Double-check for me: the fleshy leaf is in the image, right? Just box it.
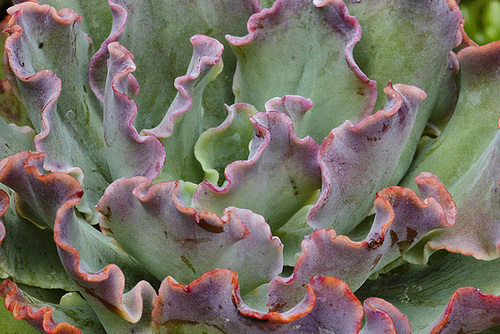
[21,0,113,51]
[0,184,76,291]
[360,298,411,334]
[193,111,322,232]
[430,287,500,333]
[402,41,500,190]
[308,83,426,233]
[343,0,462,182]
[356,252,500,333]
[0,150,159,332]
[0,79,31,126]
[103,42,165,180]
[89,0,260,131]
[0,151,82,229]
[4,2,110,221]
[55,196,158,333]
[0,116,34,162]
[1,280,104,334]
[227,0,377,143]
[402,41,500,260]
[195,103,257,185]
[0,293,39,334]
[141,35,224,183]
[264,95,313,137]
[153,269,366,333]
[268,173,455,312]
[96,177,283,294]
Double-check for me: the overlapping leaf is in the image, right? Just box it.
[89,0,260,132]
[228,0,377,143]
[308,83,426,233]
[193,111,322,232]
[4,2,109,221]
[97,177,283,294]
[342,0,462,182]
[268,173,455,312]
[402,41,500,261]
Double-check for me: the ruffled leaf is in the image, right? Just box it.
[55,197,158,333]
[343,0,462,181]
[402,41,500,260]
[227,0,377,143]
[195,103,256,185]
[360,298,411,334]
[268,173,455,312]
[142,35,224,183]
[103,42,165,180]
[97,177,283,294]
[308,83,426,233]
[153,269,366,333]
[4,2,110,221]
[0,151,82,230]
[1,280,104,334]
[430,287,500,333]
[23,0,113,50]
[0,150,159,332]
[0,293,39,334]
[193,111,322,232]
[356,252,500,333]
[90,0,260,131]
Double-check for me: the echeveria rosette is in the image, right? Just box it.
[0,0,500,333]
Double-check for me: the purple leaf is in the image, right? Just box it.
[153,269,366,333]
[308,83,426,233]
[4,2,110,222]
[0,280,81,334]
[268,173,455,312]
[96,177,283,293]
[360,298,411,334]
[0,151,82,229]
[430,287,500,333]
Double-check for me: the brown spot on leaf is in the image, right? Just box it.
[268,302,287,313]
[101,206,112,219]
[390,230,399,247]
[367,237,383,250]
[367,136,382,142]
[396,227,418,252]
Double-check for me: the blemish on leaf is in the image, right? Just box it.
[101,206,112,218]
[268,302,287,312]
[390,230,399,247]
[289,176,299,195]
[181,256,196,275]
[367,237,383,250]
[370,254,383,270]
[396,227,418,252]
[38,42,44,49]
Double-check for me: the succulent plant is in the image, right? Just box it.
[0,0,500,332]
